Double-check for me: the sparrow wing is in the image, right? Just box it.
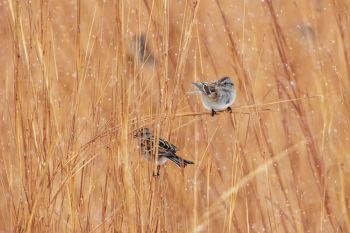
[204,83,219,100]
[158,138,178,153]
[192,82,218,97]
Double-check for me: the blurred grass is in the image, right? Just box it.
[1,0,350,232]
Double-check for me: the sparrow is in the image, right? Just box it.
[133,128,194,176]
[192,76,236,116]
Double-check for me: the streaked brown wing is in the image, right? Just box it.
[203,83,218,99]
[158,138,178,153]
[207,91,218,99]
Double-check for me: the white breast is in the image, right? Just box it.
[201,90,236,111]
[157,157,169,165]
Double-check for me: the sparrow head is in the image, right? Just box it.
[133,127,151,138]
[217,77,234,92]
[218,76,234,87]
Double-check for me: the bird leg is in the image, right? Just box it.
[211,109,217,117]
[152,165,160,177]
[226,107,232,113]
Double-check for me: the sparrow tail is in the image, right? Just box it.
[192,82,204,91]
[192,82,211,95]
[167,155,194,168]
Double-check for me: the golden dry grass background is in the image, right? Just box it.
[1,0,350,232]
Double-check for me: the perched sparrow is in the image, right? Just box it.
[192,76,236,116]
[133,128,194,176]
